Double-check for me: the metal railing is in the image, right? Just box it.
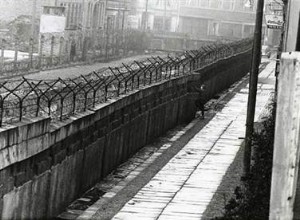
[0,38,253,127]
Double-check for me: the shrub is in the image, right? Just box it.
[214,100,276,220]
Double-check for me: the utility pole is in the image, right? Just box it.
[176,0,180,32]
[296,12,300,51]
[163,0,167,33]
[105,16,110,60]
[244,0,265,175]
[143,0,149,31]
[122,0,126,31]
[31,0,37,38]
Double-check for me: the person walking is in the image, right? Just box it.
[195,84,206,119]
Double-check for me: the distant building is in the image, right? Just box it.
[57,0,106,32]
[106,0,131,30]
[40,0,131,59]
[133,0,257,41]
[130,0,180,32]
[179,0,257,40]
[40,6,66,56]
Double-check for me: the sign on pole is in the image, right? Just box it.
[265,14,283,29]
[265,0,284,29]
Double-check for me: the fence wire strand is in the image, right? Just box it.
[0,38,253,126]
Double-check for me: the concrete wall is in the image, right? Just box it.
[0,50,251,219]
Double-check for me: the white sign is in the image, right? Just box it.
[40,15,66,33]
[268,2,283,11]
[265,14,283,29]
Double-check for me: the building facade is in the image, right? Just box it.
[130,0,180,32]
[39,0,132,60]
[132,0,257,41]
[179,0,258,40]
[57,0,106,58]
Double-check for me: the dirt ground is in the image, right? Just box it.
[24,52,167,81]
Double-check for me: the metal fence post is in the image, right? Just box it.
[50,36,55,66]
[0,39,4,71]
[105,17,110,61]
[0,95,3,127]
[59,37,64,64]
[39,35,44,69]
[29,38,34,69]
[14,37,19,71]
[65,40,70,63]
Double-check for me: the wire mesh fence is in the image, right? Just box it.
[0,38,253,126]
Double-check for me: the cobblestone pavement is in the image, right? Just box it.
[109,61,275,220]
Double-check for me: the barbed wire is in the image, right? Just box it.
[0,38,253,126]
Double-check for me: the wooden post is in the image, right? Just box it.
[269,52,300,220]
[244,0,264,175]
[0,39,4,70]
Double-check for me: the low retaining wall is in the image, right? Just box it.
[0,50,251,219]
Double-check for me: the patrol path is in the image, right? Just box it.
[111,61,275,220]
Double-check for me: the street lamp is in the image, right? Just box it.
[244,0,265,175]
[143,0,149,31]
[245,0,252,8]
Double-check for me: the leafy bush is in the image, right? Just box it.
[214,100,276,220]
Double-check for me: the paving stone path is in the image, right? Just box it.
[112,61,275,220]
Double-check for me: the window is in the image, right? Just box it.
[209,22,219,35]
[200,0,209,7]
[181,17,208,38]
[219,23,243,38]
[187,0,200,7]
[243,24,254,37]
[153,16,171,32]
[235,0,245,11]
[61,2,82,30]
[223,0,235,10]
[209,0,222,8]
